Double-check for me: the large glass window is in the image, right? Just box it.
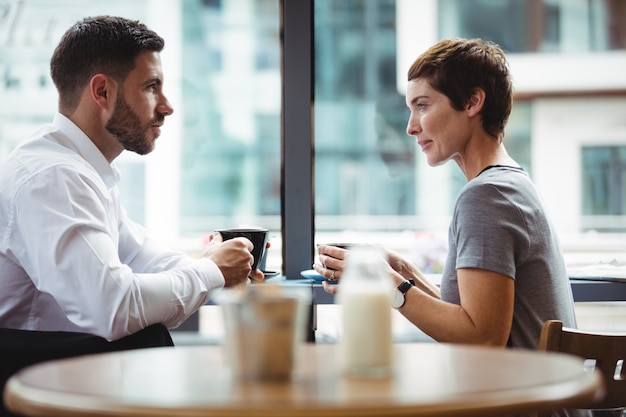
[1,0,625,279]
[178,0,281,236]
[314,0,417,223]
[312,0,533,272]
[312,0,626,273]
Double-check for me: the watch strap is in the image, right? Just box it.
[397,279,415,294]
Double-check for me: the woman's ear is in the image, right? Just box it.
[466,87,486,117]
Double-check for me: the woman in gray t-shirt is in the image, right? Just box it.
[442,165,577,348]
[315,36,584,417]
[315,38,577,350]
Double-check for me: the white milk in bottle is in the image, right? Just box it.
[337,246,393,377]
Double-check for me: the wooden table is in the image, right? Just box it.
[4,343,602,417]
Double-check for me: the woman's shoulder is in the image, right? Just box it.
[464,168,533,196]
[457,171,542,220]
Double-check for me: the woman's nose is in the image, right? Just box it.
[406,115,419,137]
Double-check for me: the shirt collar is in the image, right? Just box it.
[52,113,121,188]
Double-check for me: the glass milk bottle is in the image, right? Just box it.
[337,246,393,377]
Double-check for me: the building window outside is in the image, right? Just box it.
[438,0,626,53]
[582,145,626,232]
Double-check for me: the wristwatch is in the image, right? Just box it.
[392,279,415,309]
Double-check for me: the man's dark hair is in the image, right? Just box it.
[407,38,513,140]
[50,16,164,112]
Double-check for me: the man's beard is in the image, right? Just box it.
[105,94,162,155]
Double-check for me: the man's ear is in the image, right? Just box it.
[89,74,114,110]
[466,87,486,117]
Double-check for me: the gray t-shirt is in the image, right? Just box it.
[440,166,589,417]
[440,165,577,349]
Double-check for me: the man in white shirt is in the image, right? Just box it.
[0,16,263,342]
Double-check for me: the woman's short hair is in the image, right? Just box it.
[50,16,164,112]
[407,38,513,139]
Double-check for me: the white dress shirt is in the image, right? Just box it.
[0,113,225,340]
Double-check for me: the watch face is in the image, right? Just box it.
[392,288,404,309]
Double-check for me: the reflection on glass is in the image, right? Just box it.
[180,0,281,236]
[314,0,417,227]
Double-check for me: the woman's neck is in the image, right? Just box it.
[457,142,517,180]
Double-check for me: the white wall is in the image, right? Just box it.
[532,97,626,235]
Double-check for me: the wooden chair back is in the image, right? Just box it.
[538,320,626,416]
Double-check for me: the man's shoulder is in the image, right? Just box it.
[0,132,95,201]
[8,127,86,169]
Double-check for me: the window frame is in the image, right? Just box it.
[281,0,316,278]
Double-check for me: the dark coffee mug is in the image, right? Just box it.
[217,228,269,270]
